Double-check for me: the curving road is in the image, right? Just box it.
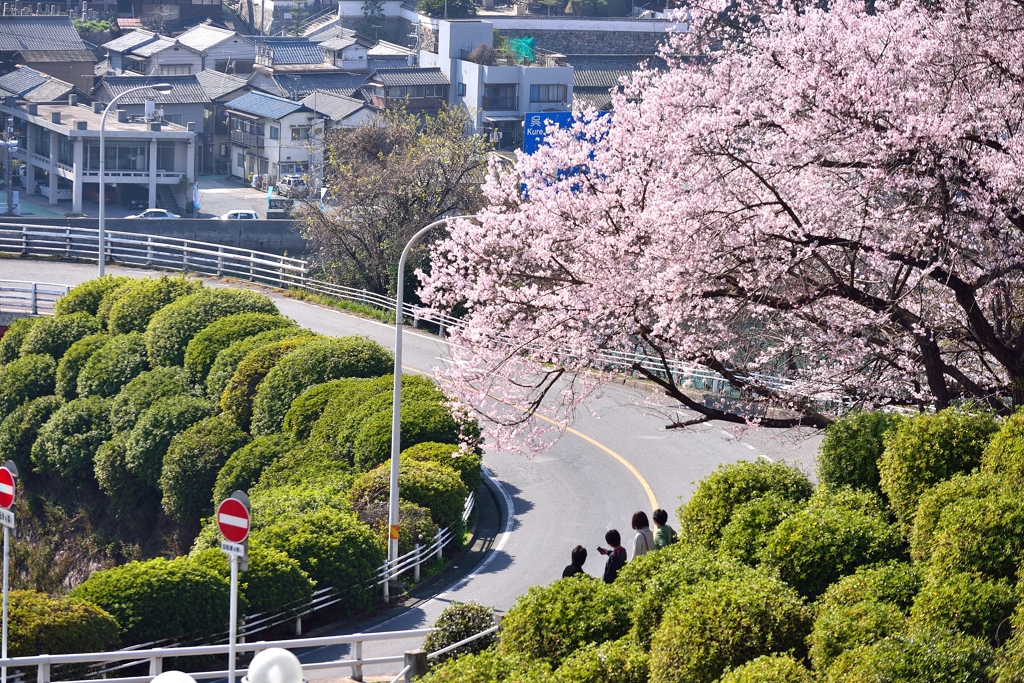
[0,260,821,675]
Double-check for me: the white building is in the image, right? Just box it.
[102,25,256,76]
[224,90,321,182]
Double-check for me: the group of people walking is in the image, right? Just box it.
[561,509,678,583]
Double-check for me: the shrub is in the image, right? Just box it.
[822,627,993,683]
[20,312,102,360]
[758,488,905,598]
[54,276,132,316]
[124,396,216,487]
[109,367,193,434]
[0,354,57,416]
[816,562,922,615]
[994,603,1024,683]
[983,407,1024,485]
[677,460,813,550]
[250,337,394,436]
[350,458,469,529]
[498,575,633,667]
[0,395,61,472]
[355,499,439,556]
[76,332,149,398]
[283,378,374,439]
[808,600,905,671]
[0,317,38,365]
[184,312,294,384]
[719,493,804,565]
[220,337,316,430]
[418,650,552,683]
[910,472,1007,564]
[160,414,250,522]
[213,433,296,504]
[191,542,314,616]
[146,287,278,367]
[403,442,483,492]
[553,637,649,683]
[718,655,814,683]
[9,590,120,656]
[818,411,904,497]
[648,574,812,683]
[205,328,314,399]
[909,571,1017,645]
[95,279,143,327]
[423,601,496,664]
[30,396,111,480]
[878,407,999,526]
[55,333,108,400]
[252,442,351,491]
[94,432,159,513]
[353,400,469,471]
[107,276,202,335]
[69,557,235,646]
[924,487,1024,581]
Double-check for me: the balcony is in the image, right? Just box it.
[230,130,264,148]
[482,96,519,111]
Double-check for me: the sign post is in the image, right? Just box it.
[0,462,18,683]
[217,491,250,683]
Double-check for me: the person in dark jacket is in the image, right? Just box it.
[562,545,588,578]
[597,529,627,583]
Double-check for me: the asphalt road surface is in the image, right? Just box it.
[0,260,821,675]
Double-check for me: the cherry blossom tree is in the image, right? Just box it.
[420,0,1024,445]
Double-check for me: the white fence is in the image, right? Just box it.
[0,280,69,315]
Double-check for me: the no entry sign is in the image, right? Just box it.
[0,467,14,510]
[217,497,250,544]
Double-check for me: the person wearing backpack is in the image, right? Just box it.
[652,508,678,549]
[597,529,627,583]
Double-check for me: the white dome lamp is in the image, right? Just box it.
[244,648,305,683]
[151,672,198,683]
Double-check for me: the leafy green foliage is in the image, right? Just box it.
[0,317,38,365]
[160,414,250,522]
[213,433,296,505]
[53,276,132,317]
[353,400,469,471]
[718,655,814,683]
[350,458,468,529]
[220,337,315,431]
[982,408,1024,485]
[252,441,351,492]
[416,0,476,17]
[76,332,148,398]
[94,432,159,513]
[808,600,905,671]
[498,576,632,667]
[878,408,999,525]
[95,279,142,327]
[403,441,483,492]
[205,328,314,399]
[0,395,61,472]
[423,601,496,664]
[9,590,120,656]
[418,650,552,683]
[822,627,993,683]
[55,333,108,400]
[553,637,649,683]
[191,542,313,616]
[69,557,235,646]
[183,312,293,384]
[146,287,278,367]
[250,336,393,436]
[283,378,372,439]
[109,367,193,434]
[648,575,811,683]
[107,276,202,335]
[20,312,102,360]
[909,572,1017,645]
[910,472,1007,564]
[124,396,216,487]
[30,396,111,480]
[818,411,904,496]
[0,354,57,416]
[719,493,804,565]
[816,562,922,615]
[355,499,439,557]
[993,602,1024,683]
[677,460,813,550]
[923,486,1024,581]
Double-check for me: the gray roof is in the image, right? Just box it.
[320,35,358,51]
[225,90,307,119]
[368,67,448,87]
[195,70,250,100]
[272,72,367,98]
[176,24,244,52]
[102,29,158,53]
[130,37,181,58]
[0,66,47,96]
[563,54,661,88]
[97,75,210,104]
[366,56,412,72]
[306,23,357,40]
[300,90,373,121]
[0,15,90,53]
[23,78,75,103]
[572,90,613,111]
[254,37,325,65]
[367,40,414,56]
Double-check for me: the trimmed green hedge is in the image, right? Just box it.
[677,460,814,550]
[924,486,1024,581]
[0,354,57,418]
[184,312,294,384]
[95,432,159,513]
[553,637,650,683]
[994,603,1024,683]
[808,600,905,671]
[20,312,101,361]
[76,332,149,398]
[910,572,1017,645]
[0,395,61,473]
[403,442,483,492]
[30,396,111,480]
[251,441,351,492]
[982,408,1024,485]
[878,408,999,526]
[816,562,922,615]
[191,542,314,616]
[70,556,235,646]
[213,433,296,505]
[719,493,803,565]
[350,458,469,529]
[161,414,250,522]
[55,333,108,400]
[423,601,496,664]
[818,411,904,497]
[107,276,202,335]
[0,317,38,365]
[53,276,132,317]
[96,279,143,327]
[910,472,1006,564]
[220,337,316,431]
[250,336,394,437]
[718,655,814,683]
[109,367,193,434]
[123,396,216,487]
[355,499,439,557]
[822,627,993,683]
[205,328,314,399]
[9,590,120,656]
[418,650,552,683]
[648,575,812,683]
[283,378,373,439]
[353,401,468,472]
[498,576,632,667]
[146,287,278,368]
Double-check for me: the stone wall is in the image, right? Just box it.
[344,16,417,45]
[499,26,666,54]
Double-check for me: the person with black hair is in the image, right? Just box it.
[631,511,655,559]
[652,508,678,549]
[562,545,588,578]
[597,529,627,583]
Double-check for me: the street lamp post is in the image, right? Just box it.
[98,82,173,277]
[386,214,477,601]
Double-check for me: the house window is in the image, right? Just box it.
[237,152,244,167]
[160,65,191,75]
[483,84,518,110]
[270,126,279,140]
[457,82,466,96]
[157,142,176,171]
[387,84,444,99]
[530,84,567,103]
[291,126,310,141]
[163,113,184,125]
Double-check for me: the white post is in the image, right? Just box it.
[2,525,8,683]
[229,553,238,683]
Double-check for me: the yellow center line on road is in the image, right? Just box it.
[403,365,659,511]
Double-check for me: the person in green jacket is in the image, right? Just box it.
[652,508,678,549]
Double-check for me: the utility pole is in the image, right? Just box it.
[0,117,18,216]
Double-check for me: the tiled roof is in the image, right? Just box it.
[0,66,47,96]
[23,78,75,103]
[21,49,96,63]
[563,54,661,88]
[272,72,367,98]
[366,56,411,72]
[195,70,249,100]
[367,40,414,56]
[130,37,181,58]
[225,90,307,119]
[368,67,448,87]
[320,36,358,51]
[307,23,357,40]
[102,29,158,53]
[254,37,325,65]
[0,15,90,53]
[97,75,210,104]
[300,90,373,121]
[572,90,614,111]
[177,24,245,52]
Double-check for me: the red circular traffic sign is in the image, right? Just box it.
[217,497,250,543]
[0,467,15,510]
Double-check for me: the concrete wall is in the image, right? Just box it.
[500,27,669,53]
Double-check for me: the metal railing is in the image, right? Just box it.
[0,280,69,315]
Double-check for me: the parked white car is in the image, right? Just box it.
[276,174,307,198]
[127,208,179,219]
[217,210,259,220]
[39,181,73,201]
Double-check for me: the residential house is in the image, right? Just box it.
[262,72,366,99]
[101,31,204,76]
[300,90,378,128]
[364,67,449,115]
[319,34,374,71]
[176,23,256,74]
[223,90,319,182]
[0,15,95,91]
[195,69,253,173]
[366,41,416,72]
[0,66,87,104]
[563,54,662,111]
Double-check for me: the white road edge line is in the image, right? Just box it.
[758,454,774,462]
[743,443,756,450]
